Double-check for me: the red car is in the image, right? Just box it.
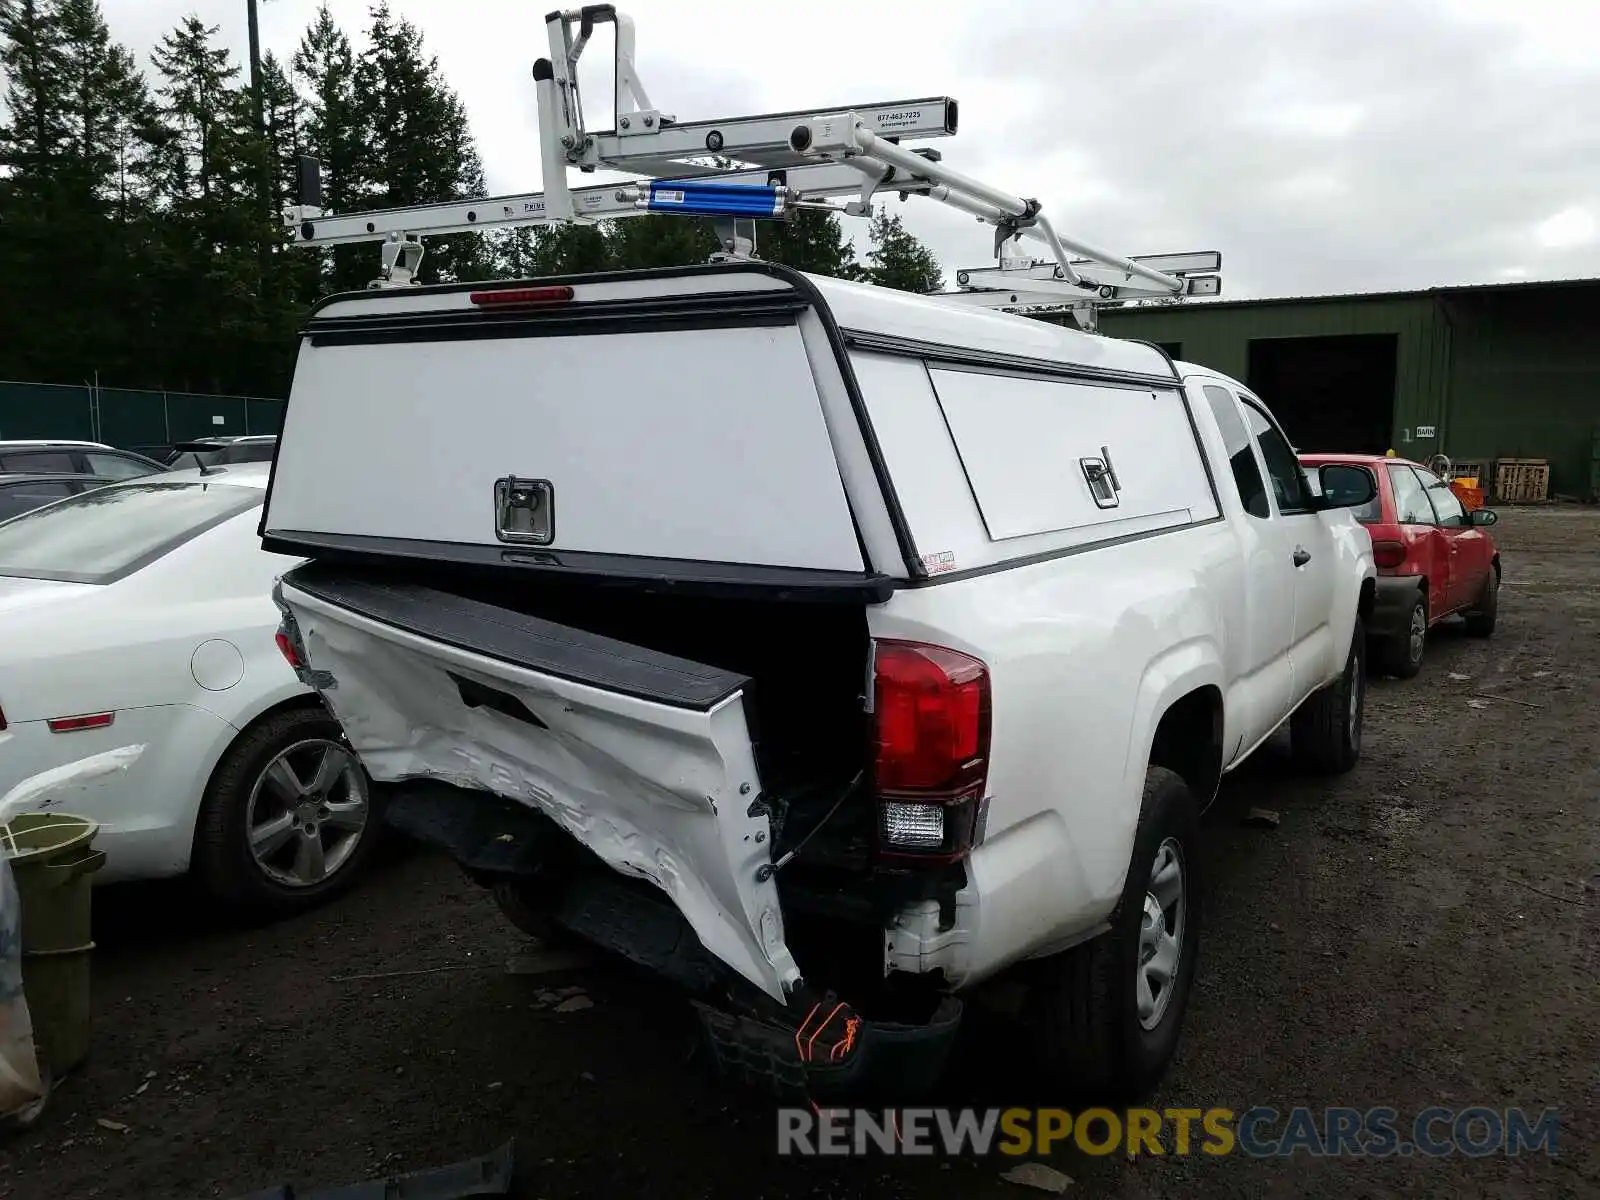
[1299,453,1501,677]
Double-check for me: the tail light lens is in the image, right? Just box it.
[275,630,302,669]
[1371,539,1407,570]
[872,640,991,864]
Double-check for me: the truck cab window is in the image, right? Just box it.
[1201,385,1269,519]
[1241,400,1312,514]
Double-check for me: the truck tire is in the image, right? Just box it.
[1291,618,1366,775]
[1028,766,1201,1102]
[1463,568,1498,637]
[492,880,571,945]
[1374,592,1426,679]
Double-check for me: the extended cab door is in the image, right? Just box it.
[1387,463,1451,618]
[1237,395,1340,693]
[1197,383,1298,752]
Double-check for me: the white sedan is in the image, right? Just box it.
[0,464,381,915]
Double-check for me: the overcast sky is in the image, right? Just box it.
[101,0,1600,298]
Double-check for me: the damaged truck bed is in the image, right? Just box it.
[274,564,962,1097]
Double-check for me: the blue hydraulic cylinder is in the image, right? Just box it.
[637,180,788,218]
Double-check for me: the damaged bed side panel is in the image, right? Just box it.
[273,568,801,1001]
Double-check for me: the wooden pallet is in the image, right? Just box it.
[1493,458,1551,504]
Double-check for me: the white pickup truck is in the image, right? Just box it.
[263,263,1377,1100]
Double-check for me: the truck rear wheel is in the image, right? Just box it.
[1028,766,1201,1102]
[1291,618,1366,774]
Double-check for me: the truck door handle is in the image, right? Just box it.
[1293,547,1311,567]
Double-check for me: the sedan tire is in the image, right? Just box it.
[193,705,384,917]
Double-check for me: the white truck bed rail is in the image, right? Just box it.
[282,5,1220,328]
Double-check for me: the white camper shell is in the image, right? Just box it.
[266,262,1377,1100]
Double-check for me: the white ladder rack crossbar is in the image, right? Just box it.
[282,4,1220,326]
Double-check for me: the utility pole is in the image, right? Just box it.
[247,0,273,285]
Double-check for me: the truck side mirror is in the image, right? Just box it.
[1316,464,1376,510]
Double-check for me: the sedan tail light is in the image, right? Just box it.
[275,630,302,669]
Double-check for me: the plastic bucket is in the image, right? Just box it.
[3,815,105,1074]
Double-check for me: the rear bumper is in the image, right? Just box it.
[385,778,962,1099]
[0,704,237,882]
[1369,575,1423,641]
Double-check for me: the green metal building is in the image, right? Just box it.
[1095,277,1600,501]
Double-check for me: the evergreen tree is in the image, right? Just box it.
[862,206,942,293]
[258,51,301,216]
[355,2,489,283]
[494,223,610,277]
[51,0,159,380]
[146,15,270,391]
[0,0,65,382]
[293,4,371,296]
[756,209,862,279]
[0,0,158,384]
[604,214,717,270]
[0,0,66,179]
[54,0,152,203]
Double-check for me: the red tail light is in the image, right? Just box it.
[0,703,7,733]
[469,285,574,307]
[1371,539,1407,570]
[275,631,302,669]
[872,641,991,864]
[48,712,114,733]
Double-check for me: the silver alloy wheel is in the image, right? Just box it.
[245,738,369,888]
[1408,601,1427,664]
[1136,837,1186,1031]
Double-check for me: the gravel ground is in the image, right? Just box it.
[2,507,1595,1200]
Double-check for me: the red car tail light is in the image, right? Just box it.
[1371,539,1407,570]
[872,640,991,864]
[47,712,114,733]
[0,702,7,732]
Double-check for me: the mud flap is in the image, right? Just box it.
[274,568,801,1001]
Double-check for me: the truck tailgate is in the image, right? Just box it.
[274,566,800,1001]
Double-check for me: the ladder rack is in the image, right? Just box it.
[283,5,1221,328]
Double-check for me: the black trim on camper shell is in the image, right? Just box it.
[302,290,809,346]
[261,529,899,605]
[266,261,926,583]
